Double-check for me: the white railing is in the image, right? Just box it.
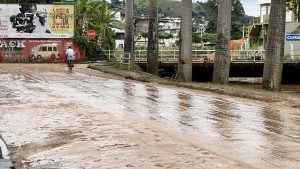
[230,50,265,62]
[101,50,268,63]
[133,50,216,62]
[100,50,300,63]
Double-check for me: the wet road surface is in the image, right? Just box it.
[0,64,299,169]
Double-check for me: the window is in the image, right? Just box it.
[116,33,124,40]
[42,46,47,51]
[48,46,52,51]
[53,46,57,51]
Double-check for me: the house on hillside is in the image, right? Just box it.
[158,17,181,47]
[248,0,300,58]
[112,28,125,49]
[135,16,181,48]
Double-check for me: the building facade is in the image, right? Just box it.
[249,0,300,58]
[134,16,181,48]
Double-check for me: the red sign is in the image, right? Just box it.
[88,30,97,39]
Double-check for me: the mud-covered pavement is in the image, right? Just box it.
[0,64,299,169]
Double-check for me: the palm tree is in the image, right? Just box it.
[74,0,117,61]
[177,0,193,82]
[95,0,116,49]
[75,0,88,35]
[262,0,286,91]
[212,0,231,84]
[82,0,116,49]
[124,0,134,68]
[146,0,159,75]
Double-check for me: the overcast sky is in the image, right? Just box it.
[193,0,260,16]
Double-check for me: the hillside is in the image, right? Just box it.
[135,0,199,17]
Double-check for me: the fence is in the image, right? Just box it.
[100,50,267,63]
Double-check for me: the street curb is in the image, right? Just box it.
[88,64,300,108]
[88,65,272,101]
[88,64,128,77]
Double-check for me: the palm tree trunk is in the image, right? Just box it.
[212,0,231,84]
[146,0,159,75]
[262,0,286,91]
[177,0,192,82]
[82,13,88,36]
[124,0,134,68]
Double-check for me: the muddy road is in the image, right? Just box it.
[0,64,299,169]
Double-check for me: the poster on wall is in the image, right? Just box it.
[0,4,74,38]
[0,39,83,62]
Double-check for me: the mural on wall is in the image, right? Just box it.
[0,40,26,62]
[0,39,84,62]
[30,42,59,62]
[0,4,74,38]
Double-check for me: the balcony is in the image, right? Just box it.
[262,15,269,23]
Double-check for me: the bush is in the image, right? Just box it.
[135,45,147,50]
[74,36,109,61]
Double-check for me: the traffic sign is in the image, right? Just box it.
[87,30,97,39]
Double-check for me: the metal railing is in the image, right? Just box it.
[98,49,300,63]
[101,50,266,63]
[230,50,265,62]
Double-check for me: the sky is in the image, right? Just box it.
[193,0,260,16]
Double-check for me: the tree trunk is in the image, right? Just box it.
[177,0,192,82]
[124,0,134,68]
[82,12,88,36]
[146,0,159,75]
[262,0,286,91]
[212,0,232,84]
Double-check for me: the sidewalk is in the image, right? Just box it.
[0,159,13,169]
[88,63,300,109]
[0,137,13,169]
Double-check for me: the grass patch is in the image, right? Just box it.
[107,61,130,70]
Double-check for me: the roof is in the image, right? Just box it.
[111,28,125,33]
[258,0,270,5]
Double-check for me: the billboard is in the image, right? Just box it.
[0,4,74,38]
[0,39,85,62]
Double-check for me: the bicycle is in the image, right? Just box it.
[67,60,74,73]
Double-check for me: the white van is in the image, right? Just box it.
[30,43,59,61]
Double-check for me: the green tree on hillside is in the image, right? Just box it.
[74,0,116,60]
[134,0,183,17]
[205,0,245,40]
